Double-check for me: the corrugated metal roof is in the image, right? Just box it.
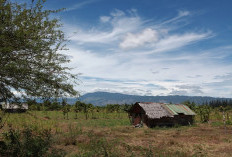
[164,104,196,116]
[136,102,196,119]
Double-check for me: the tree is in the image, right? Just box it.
[183,101,196,111]
[0,0,78,103]
[62,99,70,119]
[75,101,93,120]
[73,100,82,119]
[84,103,93,120]
[196,105,211,123]
[62,104,70,119]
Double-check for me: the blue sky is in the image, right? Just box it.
[26,0,232,97]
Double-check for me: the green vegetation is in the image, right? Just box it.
[0,0,78,117]
[0,0,79,130]
[0,126,66,157]
[0,101,232,156]
[1,94,232,157]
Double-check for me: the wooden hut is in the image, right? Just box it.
[1,103,28,113]
[128,102,196,127]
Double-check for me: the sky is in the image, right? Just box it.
[24,0,232,97]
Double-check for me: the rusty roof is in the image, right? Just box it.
[138,102,173,119]
[136,102,196,119]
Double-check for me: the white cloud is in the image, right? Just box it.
[68,11,142,44]
[120,28,158,49]
[152,32,211,53]
[100,16,111,23]
[110,9,125,17]
[66,0,98,11]
[160,10,190,25]
[178,10,190,17]
[62,9,232,98]
[119,30,210,51]
[66,44,232,98]
[66,9,210,53]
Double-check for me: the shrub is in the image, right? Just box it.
[0,127,65,157]
[226,120,232,125]
[74,133,120,157]
[61,125,82,146]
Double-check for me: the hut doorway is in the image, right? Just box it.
[133,113,142,125]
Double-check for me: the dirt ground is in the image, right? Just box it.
[57,123,232,157]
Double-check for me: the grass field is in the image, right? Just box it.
[1,110,232,157]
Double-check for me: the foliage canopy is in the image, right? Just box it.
[0,0,78,102]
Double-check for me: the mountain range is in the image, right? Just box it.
[77,92,232,106]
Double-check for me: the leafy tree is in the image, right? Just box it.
[62,99,70,119]
[85,103,94,119]
[0,0,78,103]
[75,101,93,120]
[183,101,196,111]
[62,104,70,119]
[43,99,51,110]
[106,104,121,113]
[196,105,211,123]
[73,100,84,119]
[26,99,37,107]
[48,101,61,110]
[106,104,114,113]
[121,103,132,112]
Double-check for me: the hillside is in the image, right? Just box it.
[79,92,231,106]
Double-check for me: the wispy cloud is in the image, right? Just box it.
[63,9,232,98]
[150,32,211,53]
[160,10,190,25]
[66,0,99,11]
[69,10,142,44]
[67,9,211,54]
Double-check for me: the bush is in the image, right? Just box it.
[0,127,65,157]
[61,125,82,146]
[196,105,211,123]
[226,120,232,125]
[75,132,120,157]
[211,121,223,127]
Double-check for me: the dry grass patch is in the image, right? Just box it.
[2,111,232,156]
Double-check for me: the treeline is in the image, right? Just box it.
[204,99,232,108]
[27,99,132,112]
[183,99,232,109]
[27,98,232,112]
[183,99,232,123]
[26,98,232,123]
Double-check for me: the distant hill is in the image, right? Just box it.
[78,92,232,106]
